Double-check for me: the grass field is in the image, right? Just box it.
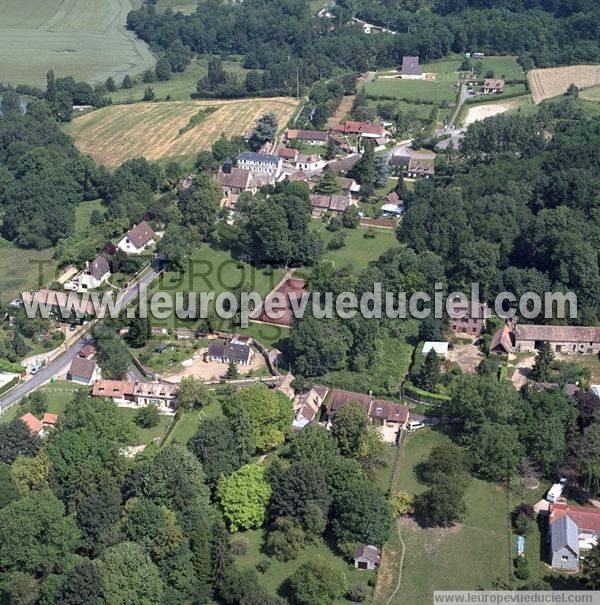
[0,239,58,299]
[157,0,198,13]
[65,97,301,167]
[107,58,250,103]
[528,65,600,103]
[0,0,155,87]
[377,427,512,604]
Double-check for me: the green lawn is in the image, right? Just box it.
[234,528,376,604]
[74,199,104,230]
[108,58,250,103]
[380,427,513,604]
[0,240,58,299]
[165,399,224,445]
[317,225,398,274]
[157,0,198,13]
[118,407,173,446]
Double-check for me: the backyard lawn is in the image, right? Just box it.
[164,399,224,445]
[377,427,513,604]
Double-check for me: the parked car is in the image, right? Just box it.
[546,478,567,502]
[406,420,425,432]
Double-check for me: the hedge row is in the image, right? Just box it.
[403,382,451,402]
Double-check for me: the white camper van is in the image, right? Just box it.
[546,478,567,503]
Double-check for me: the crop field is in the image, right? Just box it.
[65,97,301,167]
[0,0,155,87]
[528,65,600,103]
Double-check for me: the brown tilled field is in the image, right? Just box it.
[64,97,301,166]
[528,65,600,104]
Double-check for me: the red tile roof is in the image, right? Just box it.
[549,503,600,533]
[92,380,135,399]
[327,389,409,425]
[20,413,43,435]
[42,413,58,426]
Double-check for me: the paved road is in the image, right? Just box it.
[0,268,160,413]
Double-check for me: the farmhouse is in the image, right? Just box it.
[514,325,600,355]
[66,255,110,291]
[447,298,487,337]
[483,78,505,93]
[236,151,282,178]
[354,545,381,570]
[331,121,386,139]
[67,356,100,385]
[548,502,600,570]
[327,155,361,173]
[400,56,423,79]
[117,221,156,255]
[390,155,435,178]
[286,129,328,145]
[204,338,254,365]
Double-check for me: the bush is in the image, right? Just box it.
[266,517,305,561]
[256,558,271,574]
[514,556,529,580]
[512,511,534,536]
[390,491,414,516]
[134,404,160,429]
[346,583,369,602]
[230,536,249,556]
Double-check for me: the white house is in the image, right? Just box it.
[69,255,110,291]
[236,152,282,178]
[296,154,326,173]
[117,221,156,255]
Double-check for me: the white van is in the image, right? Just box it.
[546,478,567,502]
[406,420,425,432]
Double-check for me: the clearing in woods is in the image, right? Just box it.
[528,65,600,103]
[64,97,301,167]
[0,0,155,86]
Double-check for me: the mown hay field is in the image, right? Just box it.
[528,65,600,103]
[0,0,155,86]
[64,98,301,167]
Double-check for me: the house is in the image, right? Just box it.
[483,78,505,94]
[258,140,273,154]
[78,344,96,359]
[354,545,381,570]
[331,121,386,139]
[548,503,600,570]
[381,191,404,217]
[338,176,361,197]
[285,169,309,183]
[422,342,449,357]
[447,298,486,338]
[326,388,409,432]
[92,379,135,403]
[204,337,254,365]
[277,147,300,164]
[274,372,295,400]
[514,325,600,355]
[117,221,156,255]
[92,379,178,411]
[400,56,423,79]
[286,129,328,145]
[390,155,435,178]
[236,151,282,177]
[20,413,44,437]
[296,154,326,173]
[42,413,58,429]
[292,385,329,428]
[326,155,360,173]
[309,193,351,217]
[490,324,514,354]
[216,166,268,207]
[66,255,110,291]
[67,356,100,385]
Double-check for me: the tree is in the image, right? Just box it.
[579,423,600,496]
[216,464,271,532]
[341,206,360,228]
[331,401,369,457]
[96,333,131,380]
[530,341,554,382]
[76,486,122,556]
[581,542,600,589]
[332,480,392,546]
[10,453,51,495]
[177,173,221,237]
[128,316,149,347]
[224,360,239,380]
[418,444,470,488]
[12,331,28,357]
[324,137,338,160]
[97,541,164,605]
[415,349,442,391]
[135,404,160,429]
[565,83,579,97]
[373,154,389,188]
[248,112,277,150]
[143,70,155,83]
[468,423,523,481]
[20,391,48,417]
[0,419,41,464]
[188,418,241,486]
[57,560,103,605]
[414,478,467,527]
[284,424,340,463]
[289,557,346,605]
[143,86,155,101]
[222,384,292,452]
[0,489,80,574]
[46,69,57,103]
[315,171,341,195]
[155,57,172,81]
[266,517,306,561]
[178,376,216,410]
[105,76,116,92]
[0,463,19,508]
[390,491,414,516]
[0,571,39,605]
[122,75,133,89]
[350,141,375,188]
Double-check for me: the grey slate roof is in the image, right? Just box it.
[550,515,579,556]
[89,256,110,281]
[401,56,422,76]
[237,152,280,164]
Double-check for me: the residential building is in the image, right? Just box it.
[483,78,505,94]
[78,344,96,359]
[42,413,58,429]
[215,165,268,207]
[400,56,423,79]
[204,337,254,365]
[286,129,328,145]
[447,298,486,337]
[67,356,100,385]
[331,121,386,139]
[292,385,329,429]
[490,324,514,354]
[514,325,600,355]
[309,193,351,217]
[354,545,381,570]
[66,255,110,291]
[92,379,178,412]
[548,502,600,570]
[20,413,44,437]
[338,176,361,197]
[390,155,435,178]
[117,221,156,255]
[274,372,295,400]
[20,289,96,318]
[277,147,300,164]
[236,151,282,177]
[296,154,326,173]
[327,155,361,173]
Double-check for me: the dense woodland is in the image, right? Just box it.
[127,0,600,99]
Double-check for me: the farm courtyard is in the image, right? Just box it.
[65,97,301,167]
